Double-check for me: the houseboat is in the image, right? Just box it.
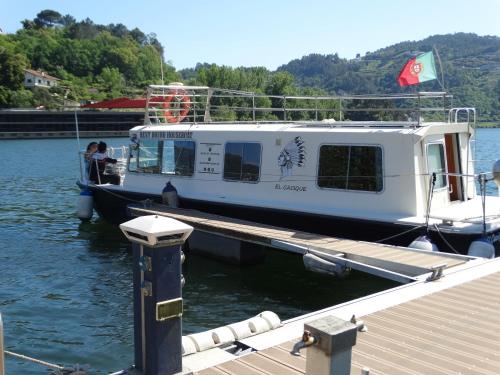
[77,84,500,256]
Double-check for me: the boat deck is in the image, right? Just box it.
[128,203,471,283]
[191,258,500,375]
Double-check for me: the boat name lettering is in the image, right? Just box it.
[140,131,193,139]
[274,183,307,192]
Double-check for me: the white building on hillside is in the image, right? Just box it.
[24,69,60,88]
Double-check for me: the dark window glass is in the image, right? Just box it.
[318,145,383,192]
[162,140,195,176]
[318,145,349,189]
[224,142,261,182]
[224,143,243,180]
[348,146,383,191]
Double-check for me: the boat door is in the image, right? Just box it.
[444,133,463,201]
[425,136,450,209]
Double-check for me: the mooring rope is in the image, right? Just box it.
[5,350,63,370]
[5,350,87,374]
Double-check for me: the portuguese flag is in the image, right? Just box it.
[397,51,437,86]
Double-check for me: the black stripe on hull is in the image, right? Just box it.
[81,184,499,256]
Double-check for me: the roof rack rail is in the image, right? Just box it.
[145,85,455,125]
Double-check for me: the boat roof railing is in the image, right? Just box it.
[145,84,472,127]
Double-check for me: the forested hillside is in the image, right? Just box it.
[0,10,179,109]
[277,33,499,121]
[0,10,498,122]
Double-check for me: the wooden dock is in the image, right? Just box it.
[188,257,500,375]
[128,204,472,283]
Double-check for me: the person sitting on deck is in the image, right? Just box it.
[83,141,98,180]
[89,141,120,185]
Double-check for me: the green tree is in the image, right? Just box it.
[0,47,26,89]
[32,86,59,109]
[10,89,34,108]
[34,9,62,28]
[97,67,125,97]
[60,14,76,27]
[0,87,12,108]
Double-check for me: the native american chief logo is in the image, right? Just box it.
[278,136,306,179]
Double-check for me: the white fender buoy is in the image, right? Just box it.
[182,311,281,354]
[259,311,281,329]
[468,238,495,259]
[76,189,93,221]
[248,317,270,334]
[492,159,500,186]
[187,331,216,352]
[162,182,178,208]
[409,235,439,252]
[303,253,349,277]
[211,326,235,345]
[182,336,197,356]
[227,320,252,340]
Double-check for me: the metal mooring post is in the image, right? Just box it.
[120,215,193,375]
[304,315,357,375]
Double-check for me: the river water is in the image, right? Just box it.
[1,129,498,374]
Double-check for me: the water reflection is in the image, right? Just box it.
[1,131,498,374]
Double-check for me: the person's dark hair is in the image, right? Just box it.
[86,141,98,152]
[97,141,107,153]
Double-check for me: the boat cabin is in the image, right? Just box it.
[79,85,500,255]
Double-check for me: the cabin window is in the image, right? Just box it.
[135,139,161,173]
[318,145,383,192]
[223,142,261,182]
[427,143,447,189]
[162,140,195,176]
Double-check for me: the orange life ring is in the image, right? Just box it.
[163,90,191,123]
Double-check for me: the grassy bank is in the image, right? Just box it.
[477,122,500,128]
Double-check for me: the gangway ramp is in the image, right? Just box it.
[128,203,474,283]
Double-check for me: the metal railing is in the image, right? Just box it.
[145,85,454,126]
[449,107,476,124]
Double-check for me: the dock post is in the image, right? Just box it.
[304,315,357,375]
[120,215,193,375]
[0,313,4,375]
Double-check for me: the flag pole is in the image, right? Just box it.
[432,46,448,121]
[433,46,446,92]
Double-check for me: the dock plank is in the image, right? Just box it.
[195,269,500,375]
[128,204,467,279]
